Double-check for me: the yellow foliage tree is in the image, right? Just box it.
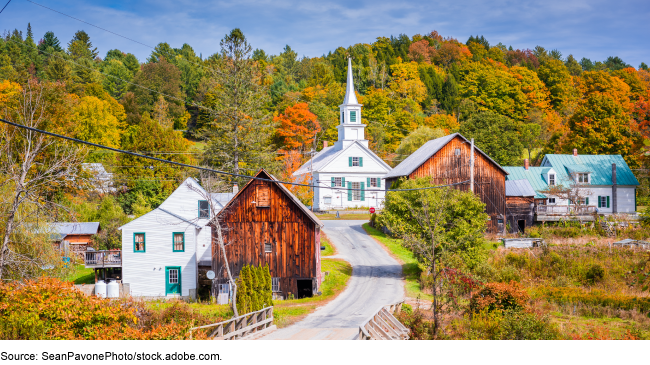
[70,96,125,148]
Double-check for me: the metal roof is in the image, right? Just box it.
[542,154,639,186]
[211,193,236,207]
[49,222,100,240]
[503,166,549,199]
[294,146,340,175]
[384,133,508,179]
[505,179,537,197]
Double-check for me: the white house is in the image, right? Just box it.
[119,178,234,298]
[294,58,392,211]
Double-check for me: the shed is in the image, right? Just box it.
[50,222,100,256]
[209,169,324,299]
[384,133,508,233]
[505,179,536,234]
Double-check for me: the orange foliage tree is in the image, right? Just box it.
[277,150,312,206]
[274,103,321,151]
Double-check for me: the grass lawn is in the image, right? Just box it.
[321,232,336,256]
[68,264,95,284]
[317,213,371,220]
[362,223,432,301]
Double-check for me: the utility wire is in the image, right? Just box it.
[0,0,11,14]
[0,118,469,192]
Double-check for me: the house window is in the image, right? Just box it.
[548,198,556,204]
[369,178,379,188]
[351,182,361,200]
[548,174,555,186]
[198,200,209,218]
[598,196,610,208]
[256,185,270,207]
[173,232,184,252]
[264,242,272,253]
[351,157,360,167]
[134,233,145,252]
[272,277,280,292]
[350,111,357,123]
[577,173,589,184]
[324,196,332,204]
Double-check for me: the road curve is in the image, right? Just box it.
[259,220,404,340]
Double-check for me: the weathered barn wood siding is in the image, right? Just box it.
[387,135,506,232]
[212,171,319,298]
[505,196,535,233]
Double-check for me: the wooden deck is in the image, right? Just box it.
[535,205,597,221]
[84,250,121,268]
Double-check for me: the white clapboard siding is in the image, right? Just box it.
[120,177,222,297]
[544,186,637,213]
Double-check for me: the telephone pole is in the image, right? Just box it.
[470,138,475,193]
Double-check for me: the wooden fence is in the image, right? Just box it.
[359,301,409,340]
[188,306,274,340]
[84,250,121,268]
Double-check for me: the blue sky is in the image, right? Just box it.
[2,0,649,67]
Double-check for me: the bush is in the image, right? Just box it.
[396,309,433,340]
[494,310,562,340]
[505,252,529,268]
[470,281,529,313]
[585,264,605,284]
[236,264,273,315]
[0,278,201,340]
[531,286,650,314]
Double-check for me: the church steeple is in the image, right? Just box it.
[336,58,367,149]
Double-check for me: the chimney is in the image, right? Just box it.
[573,148,578,157]
[233,184,239,194]
[524,158,529,170]
[612,163,617,213]
[323,140,328,149]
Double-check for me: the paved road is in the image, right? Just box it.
[260,220,404,340]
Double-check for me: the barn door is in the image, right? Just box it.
[166,266,181,295]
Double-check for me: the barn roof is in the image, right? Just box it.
[542,154,639,186]
[48,222,100,241]
[384,133,508,180]
[505,179,537,197]
[502,166,549,199]
[215,169,323,228]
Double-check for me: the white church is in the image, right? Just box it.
[294,58,392,211]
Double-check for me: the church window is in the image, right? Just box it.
[332,177,343,187]
[324,196,332,205]
[341,112,344,124]
[369,178,380,188]
[351,157,360,167]
[350,111,357,123]
[351,182,361,200]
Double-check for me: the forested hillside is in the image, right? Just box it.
[2,25,649,230]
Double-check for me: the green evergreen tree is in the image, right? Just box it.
[39,31,62,52]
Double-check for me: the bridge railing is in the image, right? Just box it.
[188,306,273,340]
[359,301,409,340]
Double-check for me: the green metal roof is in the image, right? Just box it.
[542,154,639,186]
[502,166,549,199]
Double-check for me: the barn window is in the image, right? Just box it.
[256,185,270,207]
[198,200,210,218]
[134,233,145,252]
[264,242,272,253]
[272,277,280,292]
[454,148,461,156]
[173,232,184,252]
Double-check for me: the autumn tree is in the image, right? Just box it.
[537,59,573,110]
[130,57,185,126]
[458,110,524,166]
[274,103,321,151]
[395,126,446,160]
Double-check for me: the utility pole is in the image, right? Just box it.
[470,138,475,193]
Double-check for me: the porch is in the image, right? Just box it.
[535,205,597,222]
[84,250,122,268]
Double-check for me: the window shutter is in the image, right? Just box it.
[597,196,601,208]
[349,157,352,167]
[360,182,365,201]
[607,196,610,208]
[347,182,352,201]
[331,177,335,187]
[342,177,345,186]
[378,179,381,188]
[586,197,589,205]
[367,177,370,187]
[359,157,363,167]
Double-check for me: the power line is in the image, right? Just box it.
[0,0,11,14]
[0,118,468,192]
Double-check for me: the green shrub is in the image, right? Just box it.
[505,252,529,268]
[584,264,605,284]
[498,266,522,283]
[235,264,273,314]
[528,227,541,238]
[495,310,562,340]
[401,303,413,314]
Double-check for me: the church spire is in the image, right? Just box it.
[342,58,358,105]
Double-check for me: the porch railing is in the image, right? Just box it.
[536,205,597,215]
[188,306,274,340]
[84,250,121,268]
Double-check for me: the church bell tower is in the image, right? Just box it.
[336,58,368,149]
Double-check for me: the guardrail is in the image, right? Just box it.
[359,301,409,340]
[188,306,274,340]
[84,250,121,268]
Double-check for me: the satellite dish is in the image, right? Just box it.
[206,270,215,280]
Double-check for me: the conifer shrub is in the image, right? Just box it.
[235,264,273,314]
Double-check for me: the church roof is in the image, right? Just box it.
[342,58,359,105]
[293,141,391,176]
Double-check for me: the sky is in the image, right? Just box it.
[1,0,649,67]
